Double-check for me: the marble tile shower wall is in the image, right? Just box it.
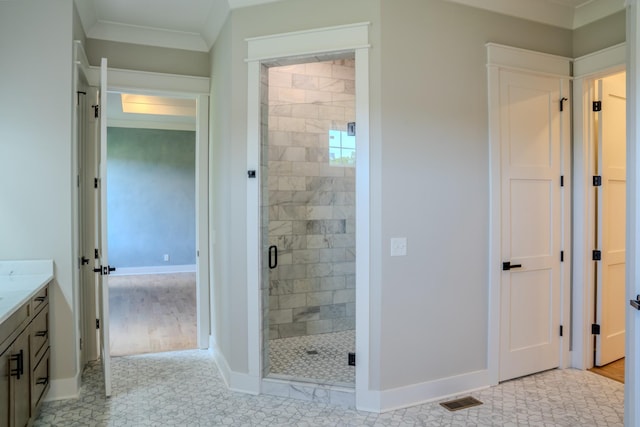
[267,60,356,340]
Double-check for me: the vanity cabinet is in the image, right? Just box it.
[0,282,50,427]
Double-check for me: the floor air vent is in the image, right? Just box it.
[439,396,483,412]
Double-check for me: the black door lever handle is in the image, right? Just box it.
[269,245,278,269]
[631,295,640,310]
[502,261,522,271]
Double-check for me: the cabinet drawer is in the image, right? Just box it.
[31,285,48,315]
[31,347,49,412]
[30,304,49,366]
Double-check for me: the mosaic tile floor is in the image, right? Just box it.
[34,349,624,426]
[268,330,355,385]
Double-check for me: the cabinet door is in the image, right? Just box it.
[0,347,9,427]
[11,332,30,427]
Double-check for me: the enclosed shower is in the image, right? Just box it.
[260,56,356,386]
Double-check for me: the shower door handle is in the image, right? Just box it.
[269,245,278,269]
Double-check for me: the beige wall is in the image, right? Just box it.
[0,0,78,388]
[209,0,578,394]
[378,0,572,390]
[573,10,626,58]
[86,39,210,77]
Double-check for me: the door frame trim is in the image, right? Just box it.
[245,22,373,409]
[83,61,212,350]
[487,43,572,385]
[571,43,626,371]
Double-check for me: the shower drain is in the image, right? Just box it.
[306,350,318,355]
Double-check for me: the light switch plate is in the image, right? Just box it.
[390,237,407,256]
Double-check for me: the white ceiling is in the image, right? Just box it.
[74,0,625,52]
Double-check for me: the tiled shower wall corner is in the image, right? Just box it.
[265,59,356,343]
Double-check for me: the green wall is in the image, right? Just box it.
[107,127,196,269]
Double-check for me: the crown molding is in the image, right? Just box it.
[447,0,624,29]
[76,0,626,52]
[87,20,209,52]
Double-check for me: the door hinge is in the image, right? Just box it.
[593,101,602,112]
[96,319,100,330]
[593,176,602,187]
[77,174,81,188]
[560,325,563,337]
[348,352,356,366]
[592,323,600,335]
[560,251,564,262]
[592,250,602,261]
[79,337,83,350]
[95,248,99,259]
[560,97,568,112]
[560,176,564,187]
[92,104,99,118]
[76,90,86,106]
[94,177,99,188]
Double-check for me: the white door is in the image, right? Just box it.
[499,69,564,381]
[595,71,627,366]
[96,57,112,397]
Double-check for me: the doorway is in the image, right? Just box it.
[104,94,199,355]
[260,56,357,386]
[591,71,627,380]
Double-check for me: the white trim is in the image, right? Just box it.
[245,22,372,409]
[110,264,197,276]
[353,46,372,411]
[44,371,81,401]
[377,370,489,413]
[195,94,211,350]
[246,59,262,385]
[210,342,261,394]
[447,0,624,30]
[87,66,210,95]
[560,77,572,370]
[487,44,572,384]
[574,43,626,78]
[245,22,370,62]
[625,1,640,425]
[87,20,209,52]
[486,43,572,78]
[571,46,626,371]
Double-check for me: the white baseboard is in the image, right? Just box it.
[374,369,490,413]
[45,372,81,401]
[111,264,196,276]
[210,338,260,395]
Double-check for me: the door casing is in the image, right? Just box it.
[487,43,572,385]
[571,43,626,371]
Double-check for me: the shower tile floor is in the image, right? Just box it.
[268,330,355,385]
[34,349,624,426]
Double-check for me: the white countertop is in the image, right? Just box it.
[0,260,53,324]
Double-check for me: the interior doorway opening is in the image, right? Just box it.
[589,70,627,383]
[104,91,199,357]
[260,53,357,387]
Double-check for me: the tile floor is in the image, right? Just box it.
[268,330,355,385]
[34,349,624,426]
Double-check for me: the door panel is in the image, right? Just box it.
[596,71,627,366]
[499,69,563,381]
[97,58,112,396]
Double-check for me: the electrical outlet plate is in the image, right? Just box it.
[390,237,407,256]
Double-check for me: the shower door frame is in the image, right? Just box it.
[245,23,373,409]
